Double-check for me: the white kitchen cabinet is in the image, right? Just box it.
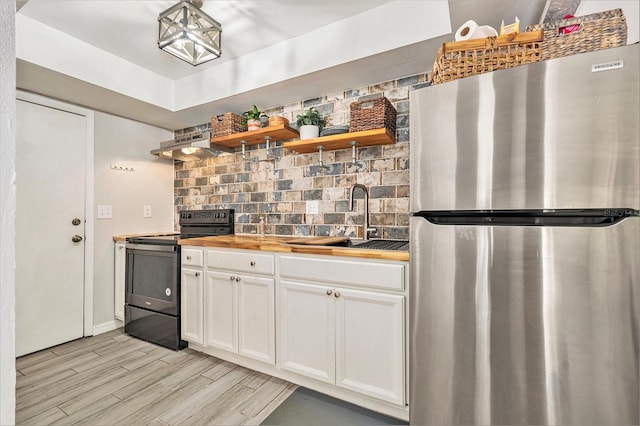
[280,255,406,407]
[335,288,404,405]
[181,267,204,345]
[114,242,126,321]
[280,281,335,384]
[181,246,407,417]
[205,270,275,365]
[205,270,236,352]
[181,247,205,345]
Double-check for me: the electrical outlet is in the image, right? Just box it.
[143,205,152,218]
[306,200,320,214]
[97,205,112,219]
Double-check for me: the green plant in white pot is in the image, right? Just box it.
[296,107,325,140]
[242,105,267,131]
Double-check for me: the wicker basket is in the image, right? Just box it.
[525,9,627,61]
[431,30,543,85]
[211,112,244,138]
[349,97,397,135]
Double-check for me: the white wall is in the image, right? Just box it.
[0,1,16,424]
[93,112,174,327]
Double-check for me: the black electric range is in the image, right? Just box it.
[124,209,234,349]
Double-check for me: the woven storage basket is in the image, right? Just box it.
[525,8,627,61]
[431,30,543,85]
[211,112,244,137]
[349,97,397,134]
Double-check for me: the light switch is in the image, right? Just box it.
[143,205,152,218]
[97,205,112,219]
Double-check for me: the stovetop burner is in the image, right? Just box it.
[128,234,182,245]
[127,209,235,245]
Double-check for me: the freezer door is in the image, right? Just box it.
[409,216,639,425]
[410,44,639,212]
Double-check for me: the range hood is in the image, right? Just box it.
[151,132,234,161]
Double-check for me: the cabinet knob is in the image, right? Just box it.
[326,289,333,296]
[195,272,200,277]
[229,276,235,281]
[334,292,341,298]
[186,255,192,260]
[250,261,256,266]
[235,277,241,282]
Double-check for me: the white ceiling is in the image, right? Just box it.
[16,0,550,130]
[19,0,392,80]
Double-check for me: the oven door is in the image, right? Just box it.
[125,243,179,316]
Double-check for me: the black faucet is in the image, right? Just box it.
[349,184,378,241]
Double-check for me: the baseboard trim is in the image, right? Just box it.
[92,319,123,336]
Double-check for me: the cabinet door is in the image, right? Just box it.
[335,288,405,406]
[114,242,126,321]
[181,267,204,345]
[205,271,238,353]
[280,280,335,384]
[237,274,275,365]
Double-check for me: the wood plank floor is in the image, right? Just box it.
[15,328,297,425]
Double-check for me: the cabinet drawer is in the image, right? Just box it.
[207,249,275,276]
[182,248,204,267]
[280,255,405,291]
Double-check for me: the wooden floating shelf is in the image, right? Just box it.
[283,128,395,154]
[210,124,299,148]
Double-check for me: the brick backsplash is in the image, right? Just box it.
[174,73,432,239]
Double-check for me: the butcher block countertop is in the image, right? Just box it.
[112,232,178,242]
[179,235,410,261]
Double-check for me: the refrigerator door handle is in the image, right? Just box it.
[413,208,640,227]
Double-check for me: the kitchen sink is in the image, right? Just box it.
[284,237,409,251]
[348,239,409,251]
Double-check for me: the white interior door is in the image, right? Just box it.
[16,99,86,357]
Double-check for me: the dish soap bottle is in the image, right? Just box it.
[257,217,265,237]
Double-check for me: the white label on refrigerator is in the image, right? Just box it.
[592,60,623,73]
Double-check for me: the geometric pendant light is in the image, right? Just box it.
[158,0,222,66]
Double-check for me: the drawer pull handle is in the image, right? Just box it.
[326,289,333,296]
[334,292,341,298]
[186,255,192,260]
[195,272,200,277]
[250,261,256,266]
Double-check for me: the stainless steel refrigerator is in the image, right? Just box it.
[409,44,639,425]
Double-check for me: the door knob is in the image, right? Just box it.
[71,218,82,226]
[71,235,83,243]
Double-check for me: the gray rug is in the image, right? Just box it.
[261,387,408,425]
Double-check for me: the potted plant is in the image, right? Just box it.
[242,105,267,131]
[296,107,325,139]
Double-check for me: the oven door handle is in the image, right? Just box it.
[125,243,177,252]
